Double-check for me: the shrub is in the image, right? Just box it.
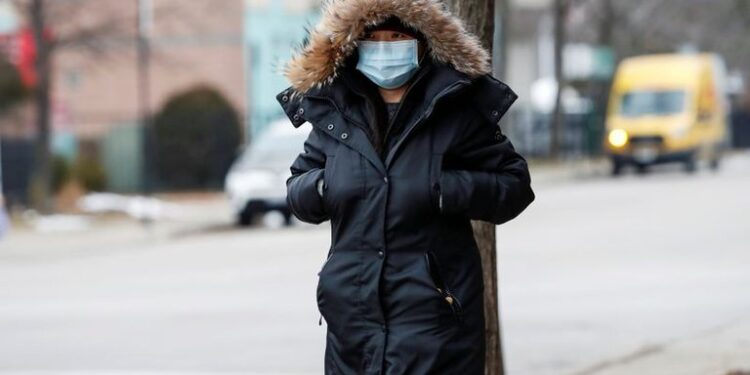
[153,85,242,190]
[71,155,107,192]
[51,155,71,193]
[0,59,26,112]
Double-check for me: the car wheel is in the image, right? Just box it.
[238,211,253,227]
[283,212,294,227]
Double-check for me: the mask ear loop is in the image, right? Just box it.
[417,40,428,65]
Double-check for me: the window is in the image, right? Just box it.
[619,90,686,117]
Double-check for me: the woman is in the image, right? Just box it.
[276,0,534,373]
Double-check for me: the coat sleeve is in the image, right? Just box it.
[438,115,535,225]
[287,127,329,224]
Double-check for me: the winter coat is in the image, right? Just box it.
[276,1,535,374]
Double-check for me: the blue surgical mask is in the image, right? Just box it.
[356,39,419,89]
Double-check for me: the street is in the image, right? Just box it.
[1,153,749,375]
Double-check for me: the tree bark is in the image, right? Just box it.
[441,1,504,374]
[29,0,53,213]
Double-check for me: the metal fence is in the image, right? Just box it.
[501,108,605,159]
[1,139,33,207]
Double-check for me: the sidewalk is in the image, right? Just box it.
[528,157,611,185]
[0,192,235,258]
[572,316,750,375]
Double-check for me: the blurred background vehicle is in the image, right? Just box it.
[225,118,309,226]
[605,54,730,175]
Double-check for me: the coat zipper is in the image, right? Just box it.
[385,79,471,166]
[306,78,471,171]
[381,64,433,149]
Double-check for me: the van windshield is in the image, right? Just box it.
[619,90,686,117]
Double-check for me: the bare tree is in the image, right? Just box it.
[27,0,51,212]
[14,0,135,211]
[441,1,505,373]
[14,0,190,211]
[571,0,750,81]
[550,0,571,159]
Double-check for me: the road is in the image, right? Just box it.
[1,153,749,375]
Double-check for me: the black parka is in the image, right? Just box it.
[277,1,534,374]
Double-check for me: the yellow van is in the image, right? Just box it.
[604,53,729,174]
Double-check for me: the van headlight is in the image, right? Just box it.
[672,124,691,138]
[608,129,629,148]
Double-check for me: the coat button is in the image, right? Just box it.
[377,250,384,258]
[297,107,305,115]
[383,176,388,184]
[381,324,387,332]
[327,123,335,130]
[292,114,300,122]
[495,130,503,141]
[491,109,499,117]
[281,95,289,102]
[341,132,348,140]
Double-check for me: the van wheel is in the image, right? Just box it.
[709,155,721,171]
[684,154,697,174]
[611,159,624,176]
[635,164,649,175]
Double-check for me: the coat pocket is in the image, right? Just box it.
[423,251,464,319]
[318,246,336,276]
[316,246,336,325]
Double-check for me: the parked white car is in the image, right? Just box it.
[225,118,311,226]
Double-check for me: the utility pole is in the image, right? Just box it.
[29,0,52,213]
[551,0,570,159]
[136,0,153,199]
[0,131,4,205]
[441,0,505,373]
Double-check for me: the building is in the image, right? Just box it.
[0,0,246,194]
[244,0,320,138]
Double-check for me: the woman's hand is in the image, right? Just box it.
[316,178,325,197]
[438,117,534,224]
[287,128,331,224]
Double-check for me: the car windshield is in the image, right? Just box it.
[236,132,308,171]
[619,90,686,117]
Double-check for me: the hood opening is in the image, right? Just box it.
[282,0,492,95]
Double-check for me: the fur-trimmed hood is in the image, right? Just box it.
[283,0,492,94]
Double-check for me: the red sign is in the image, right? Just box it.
[0,27,45,88]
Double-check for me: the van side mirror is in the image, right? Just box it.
[698,110,712,123]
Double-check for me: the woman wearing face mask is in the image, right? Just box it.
[277,1,534,373]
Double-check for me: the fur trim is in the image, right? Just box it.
[283,0,492,94]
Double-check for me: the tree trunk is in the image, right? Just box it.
[29,0,53,213]
[441,1,504,374]
[137,0,154,198]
